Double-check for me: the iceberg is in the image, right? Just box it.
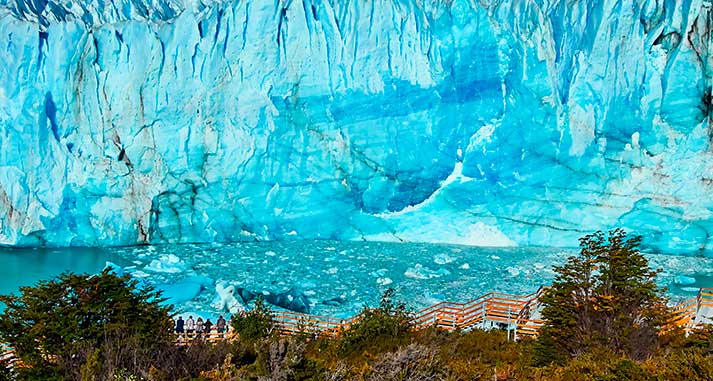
[0,0,711,255]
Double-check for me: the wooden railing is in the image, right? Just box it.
[667,288,713,332]
[269,287,547,339]
[1,287,711,368]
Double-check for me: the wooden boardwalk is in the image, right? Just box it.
[1,287,711,368]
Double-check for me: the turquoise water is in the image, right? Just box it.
[0,241,712,319]
[0,247,131,296]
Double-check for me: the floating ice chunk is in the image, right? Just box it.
[211,282,245,314]
[265,251,277,256]
[377,277,393,286]
[533,263,545,270]
[262,288,311,313]
[490,255,501,260]
[674,275,696,285]
[300,281,317,289]
[286,230,298,236]
[130,270,150,278]
[322,296,347,306]
[460,263,470,270]
[434,253,455,265]
[104,261,124,276]
[506,267,521,277]
[404,264,451,279]
[145,254,185,273]
[325,267,339,274]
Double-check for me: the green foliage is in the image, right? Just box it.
[80,348,102,381]
[531,328,566,366]
[0,270,174,378]
[231,296,276,342]
[366,343,447,381]
[339,288,412,354]
[537,229,670,361]
[549,348,653,381]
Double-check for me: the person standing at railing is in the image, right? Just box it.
[204,319,213,338]
[186,316,195,338]
[175,316,184,335]
[216,315,226,337]
[195,317,204,338]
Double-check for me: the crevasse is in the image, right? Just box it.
[0,0,711,255]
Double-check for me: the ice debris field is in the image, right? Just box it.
[94,241,713,319]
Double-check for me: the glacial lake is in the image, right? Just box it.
[0,241,711,319]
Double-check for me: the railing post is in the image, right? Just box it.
[507,304,512,342]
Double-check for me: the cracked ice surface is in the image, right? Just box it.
[0,0,711,254]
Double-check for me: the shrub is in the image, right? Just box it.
[537,229,670,361]
[548,348,653,381]
[643,348,713,380]
[0,270,174,379]
[231,296,276,342]
[339,289,411,354]
[367,343,447,381]
[439,329,530,380]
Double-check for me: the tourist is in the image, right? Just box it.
[195,317,204,336]
[186,315,195,336]
[216,315,226,335]
[175,316,184,334]
[204,319,213,337]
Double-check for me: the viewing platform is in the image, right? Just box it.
[2,287,711,369]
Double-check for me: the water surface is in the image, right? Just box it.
[1,241,711,318]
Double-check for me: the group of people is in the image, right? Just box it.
[174,315,229,337]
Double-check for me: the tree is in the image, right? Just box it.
[231,296,276,342]
[0,270,174,379]
[340,288,412,354]
[536,229,670,362]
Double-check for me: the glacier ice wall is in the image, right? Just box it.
[0,0,711,254]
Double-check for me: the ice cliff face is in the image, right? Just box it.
[0,0,711,254]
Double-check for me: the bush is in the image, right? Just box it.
[547,348,653,381]
[339,289,411,355]
[643,348,713,380]
[439,329,530,380]
[367,343,447,381]
[231,296,276,343]
[0,270,174,379]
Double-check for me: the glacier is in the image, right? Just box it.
[0,0,711,254]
